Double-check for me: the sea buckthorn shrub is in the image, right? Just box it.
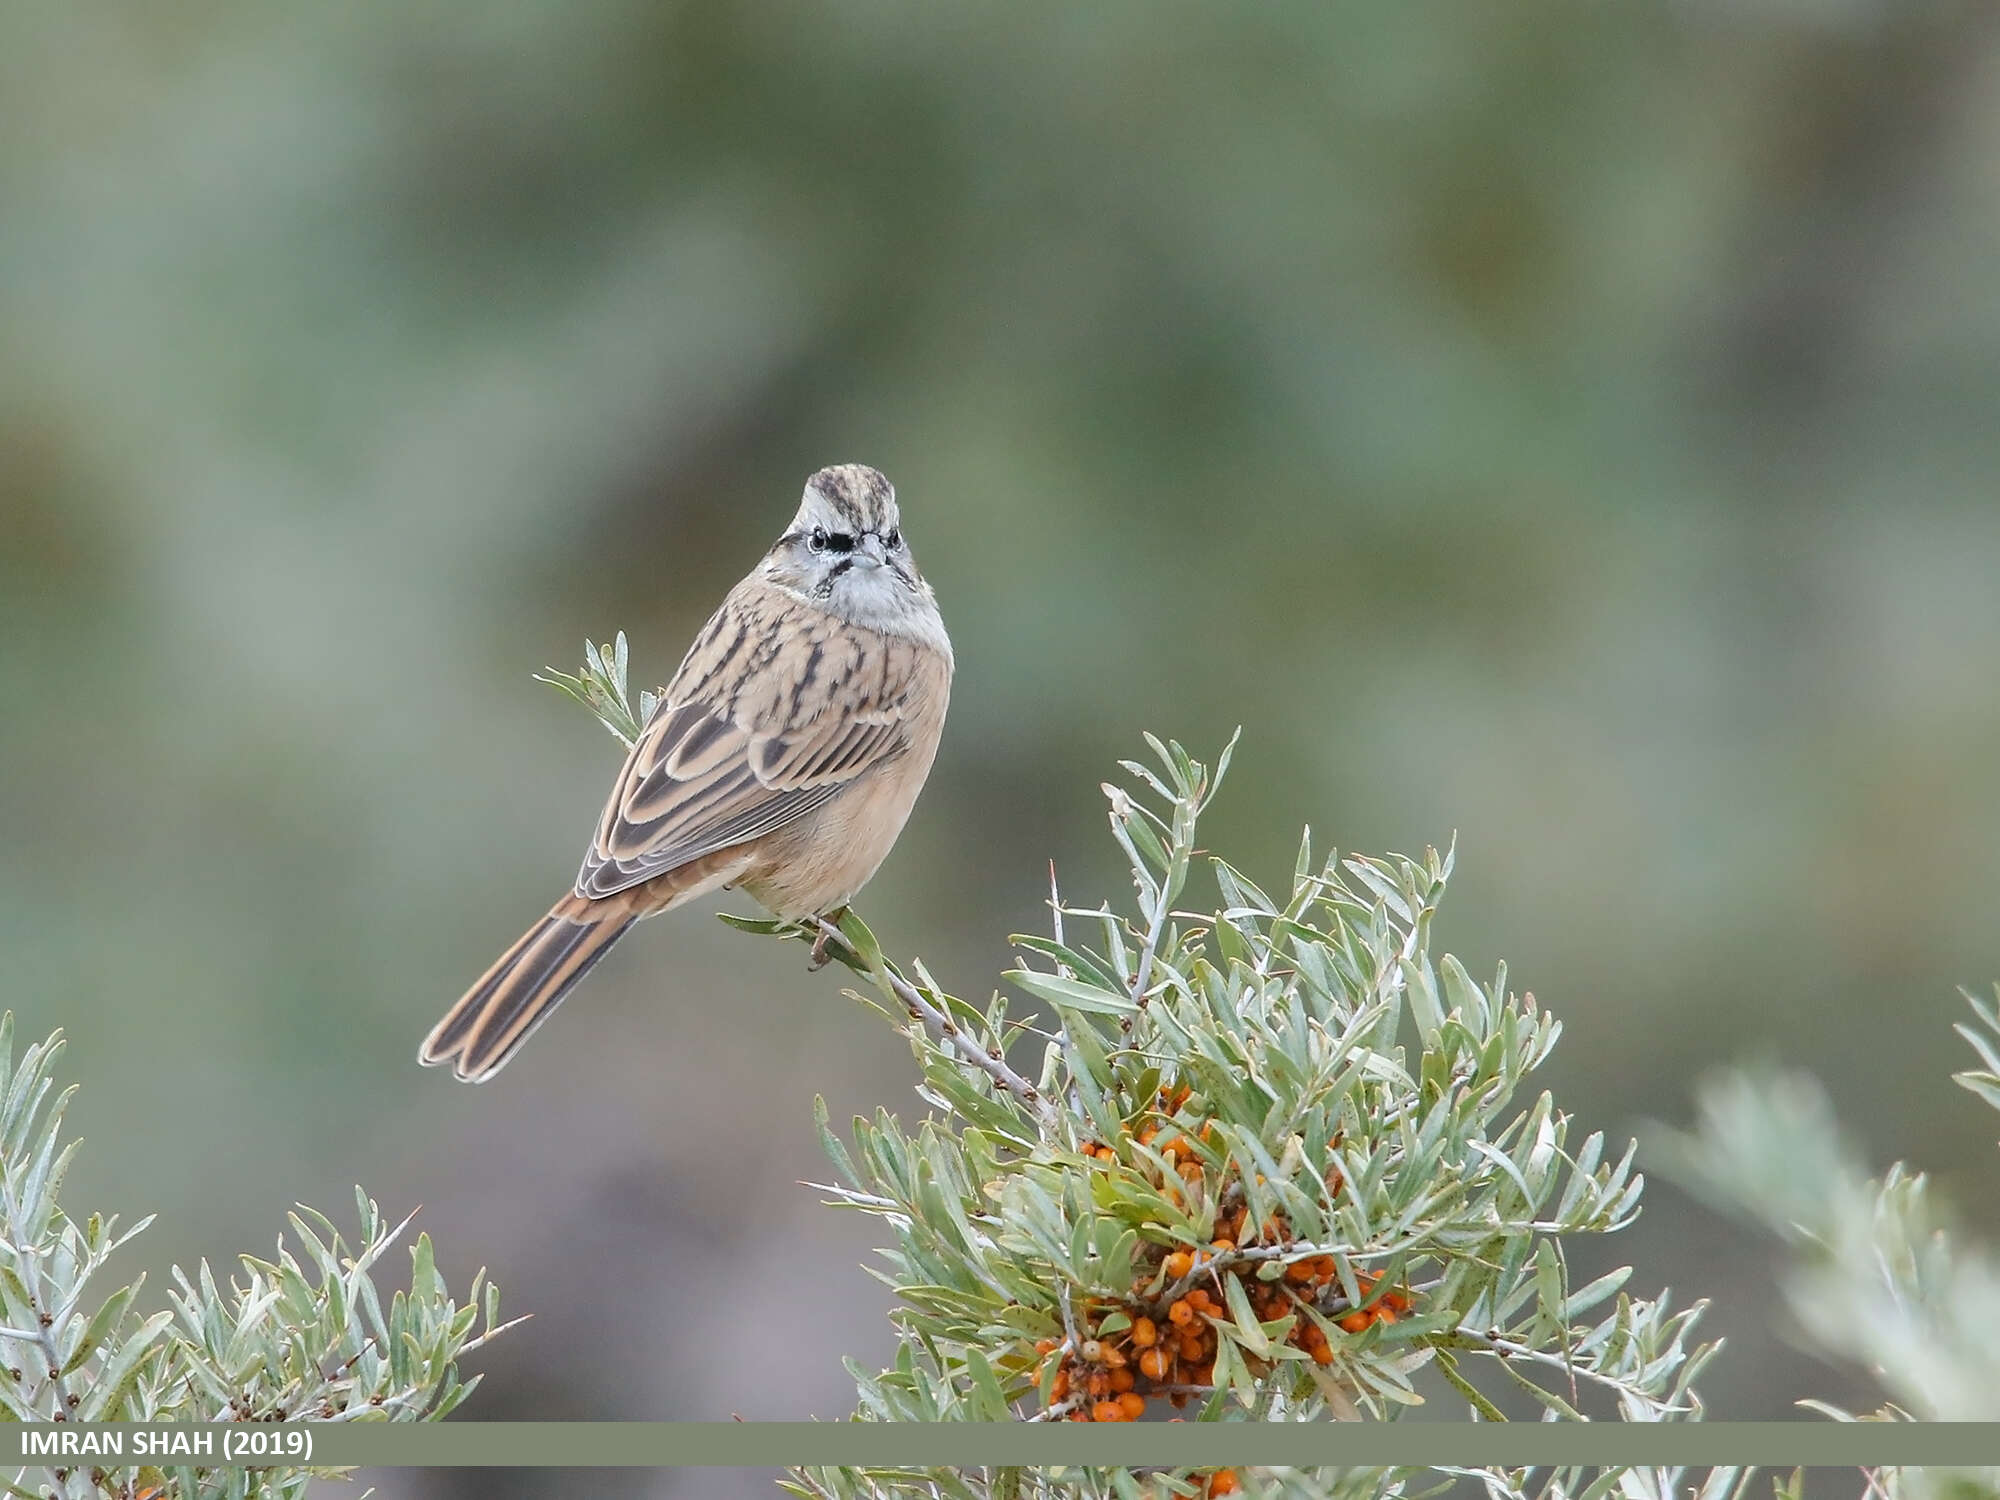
[0,1016,513,1500]
[550,639,2000,1500]
[766,735,1719,1500]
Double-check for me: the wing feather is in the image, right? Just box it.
[574,582,936,901]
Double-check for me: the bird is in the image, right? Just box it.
[420,464,953,1083]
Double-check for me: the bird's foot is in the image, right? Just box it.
[808,907,851,971]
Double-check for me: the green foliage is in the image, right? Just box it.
[555,639,1727,1497]
[0,1017,513,1500]
[551,635,2000,1500]
[535,632,658,750]
[1662,989,2000,1500]
[765,734,1717,1499]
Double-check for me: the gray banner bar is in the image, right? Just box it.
[11,1424,2000,1469]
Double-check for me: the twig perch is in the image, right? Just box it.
[811,917,1058,1130]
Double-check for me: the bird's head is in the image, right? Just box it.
[763,465,941,640]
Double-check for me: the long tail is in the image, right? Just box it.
[420,893,640,1083]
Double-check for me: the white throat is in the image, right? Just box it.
[772,562,951,660]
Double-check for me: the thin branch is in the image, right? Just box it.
[1154,1223,1635,1312]
[452,1313,532,1359]
[1025,1396,1086,1423]
[1444,1326,1700,1413]
[1129,889,1171,1007]
[812,918,1057,1130]
[0,1175,73,1418]
[1056,1285,1082,1350]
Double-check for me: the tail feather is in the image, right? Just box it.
[420,895,638,1083]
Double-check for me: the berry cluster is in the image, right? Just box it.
[1031,1085,1416,1421]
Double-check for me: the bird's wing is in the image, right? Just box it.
[574,582,939,900]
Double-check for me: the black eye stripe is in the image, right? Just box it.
[805,526,856,554]
[795,523,900,559]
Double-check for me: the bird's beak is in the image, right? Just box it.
[859,532,889,566]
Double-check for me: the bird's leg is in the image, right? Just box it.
[808,907,851,971]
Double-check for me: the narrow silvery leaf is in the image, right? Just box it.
[1004,970,1137,1017]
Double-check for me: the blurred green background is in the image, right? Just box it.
[5,1,1999,1494]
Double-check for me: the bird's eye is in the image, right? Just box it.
[808,527,828,553]
[885,528,902,551]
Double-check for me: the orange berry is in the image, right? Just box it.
[1097,1146,1117,1163]
[1050,1369,1071,1401]
[1180,1335,1206,1362]
[1338,1311,1370,1334]
[1374,1307,1399,1326]
[1168,1298,1195,1327]
[1314,1256,1337,1282]
[1179,1159,1204,1181]
[1210,1239,1235,1254]
[1310,1341,1334,1365]
[1186,1288,1214,1312]
[1285,1260,1316,1284]
[1110,1366,1136,1394]
[1093,1400,1124,1423]
[1131,1315,1159,1348]
[1035,1337,1059,1355]
[1118,1391,1147,1421]
[1209,1469,1240,1496]
[1139,1347,1173,1380]
[1164,1251,1194,1280]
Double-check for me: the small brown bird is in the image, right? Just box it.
[420,464,953,1082]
